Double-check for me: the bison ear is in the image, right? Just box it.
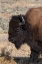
[19,14,25,25]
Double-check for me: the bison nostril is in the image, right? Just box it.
[8,37,17,43]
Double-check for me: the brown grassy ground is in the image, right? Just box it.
[0,56,17,64]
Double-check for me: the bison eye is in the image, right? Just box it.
[16,28,20,32]
[15,27,21,34]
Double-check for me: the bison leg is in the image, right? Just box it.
[28,50,39,64]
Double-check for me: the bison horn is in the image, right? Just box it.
[19,14,25,25]
[21,14,25,24]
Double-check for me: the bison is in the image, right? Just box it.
[8,7,42,64]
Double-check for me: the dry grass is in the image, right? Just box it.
[0,56,16,64]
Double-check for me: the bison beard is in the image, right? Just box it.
[8,7,42,64]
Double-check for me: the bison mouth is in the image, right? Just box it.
[14,41,22,49]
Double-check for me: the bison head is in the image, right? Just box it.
[8,15,28,49]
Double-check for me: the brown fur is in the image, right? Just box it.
[25,7,42,42]
[24,7,42,50]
